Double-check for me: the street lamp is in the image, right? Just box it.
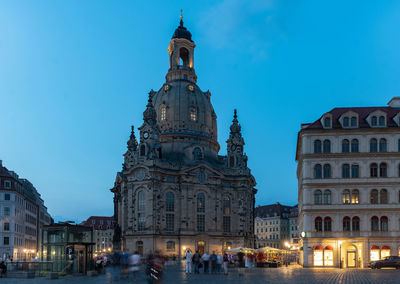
[285,242,290,266]
[338,241,343,268]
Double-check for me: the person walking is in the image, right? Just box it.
[129,251,141,281]
[185,249,192,274]
[210,251,217,274]
[192,251,201,274]
[223,253,229,275]
[237,251,245,276]
[202,252,210,273]
[217,253,223,273]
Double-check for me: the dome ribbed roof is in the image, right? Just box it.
[172,19,193,42]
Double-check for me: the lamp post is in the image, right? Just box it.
[285,242,290,266]
[338,241,343,268]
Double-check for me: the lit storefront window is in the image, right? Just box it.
[324,246,334,266]
[370,246,380,261]
[313,246,323,266]
[381,246,390,259]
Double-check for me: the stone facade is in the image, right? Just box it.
[254,203,297,249]
[296,97,400,268]
[81,216,115,254]
[0,160,52,261]
[110,18,256,257]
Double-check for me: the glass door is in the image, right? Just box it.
[347,251,356,268]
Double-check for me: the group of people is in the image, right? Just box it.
[184,250,238,275]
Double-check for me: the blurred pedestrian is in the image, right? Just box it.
[202,252,210,273]
[217,253,223,273]
[0,261,6,278]
[210,251,217,273]
[237,251,245,276]
[185,249,192,274]
[129,251,141,281]
[223,253,229,275]
[120,249,130,278]
[192,251,201,274]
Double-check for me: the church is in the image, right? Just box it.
[111,16,257,258]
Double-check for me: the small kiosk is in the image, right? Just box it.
[40,223,94,274]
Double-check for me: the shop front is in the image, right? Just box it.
[313,245,334,266]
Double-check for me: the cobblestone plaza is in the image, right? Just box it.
[1,265,400,284]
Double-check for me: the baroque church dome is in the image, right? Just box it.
[149,18,219,160]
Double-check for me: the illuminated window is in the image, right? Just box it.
[313,246,323,266]
[324,246,334,266]
[370,246,380,261]
[160,106,166,121]
[351,189,359,204]
[190,107,197,121]
[342,190,351,204]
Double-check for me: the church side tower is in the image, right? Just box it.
[227,109,248,169]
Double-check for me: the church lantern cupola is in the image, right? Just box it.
[166,13,197,83]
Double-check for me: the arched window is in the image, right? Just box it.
[323,190,331,205]
[343,117,349,127]
[371,216,379,231]
[380,189,388,204]
[342,189,351,204]
[342,164,350,178]
[190,107,197,121]
[379,138,387,152]
[140,144,146,156]
[314,140,322,153]
[343,216,351,231]
[370,163,378,177]
[342,139,350,153]
[197,193,205,232]
[352,216,360,231]
[193,147,203,160]
[379,163,387,177]
[370,138,378,152]
[351,189,359,204]
[323,164,331,178]
[197,193,205,213]
[160,105,167,121]
[323,140,331,153]
[380,216,388,231]
[324,217,332,232]
[223,195,231,215]
[370,189,378,204]
[315,217,322,232]
[166,192,175,212]
[379,116,385,126]
[138,190,145,212]
[179,47,189,66]
[371,116,377,126]
[350,117,357,127]
[351,139,359,153]
[351,164,359,178]
[314,164,322,179]
[314,190,322,205]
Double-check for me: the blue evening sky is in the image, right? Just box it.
[1,0,400,222]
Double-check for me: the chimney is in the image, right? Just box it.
[388,97,400,108]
